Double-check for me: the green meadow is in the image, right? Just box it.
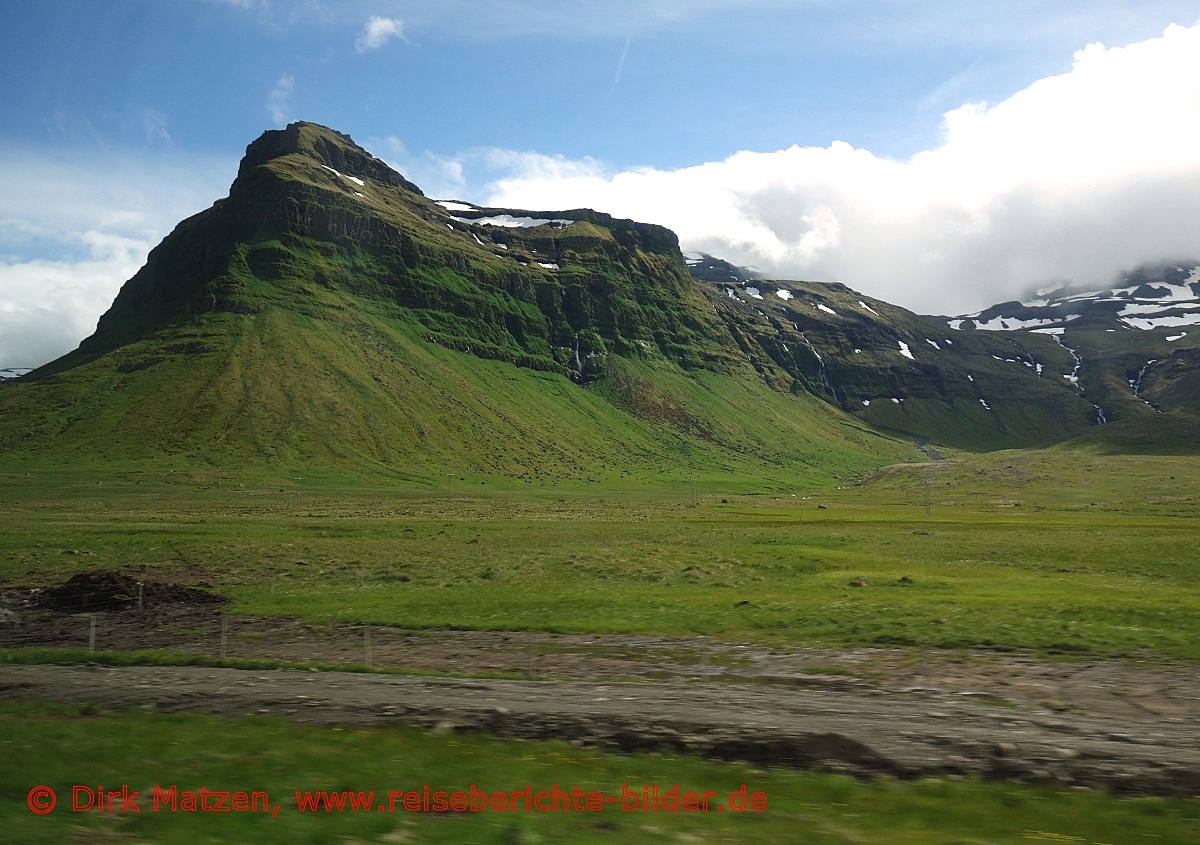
[2,442,1199,660]
[3,430,1199,844]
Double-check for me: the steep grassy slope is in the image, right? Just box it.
[0,122,915,480]
[0,305,910,483]
[2,119,1127,466]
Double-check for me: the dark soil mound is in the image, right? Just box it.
[41,571,227,613]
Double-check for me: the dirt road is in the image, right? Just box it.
[2,663,1197,796]
[4,594,1198,724]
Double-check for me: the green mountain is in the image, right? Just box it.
[0,123,916,483]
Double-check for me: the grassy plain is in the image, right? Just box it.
[2,701,1195,845]
[2,443,1198,660]
[3,443,1199,843]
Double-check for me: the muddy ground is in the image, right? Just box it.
[2,584,1199,794]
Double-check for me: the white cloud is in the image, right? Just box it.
[482,22,1200,314]
[0,149,234,368]
[0,248,146,370]
[216,0,776,39]
[266,74,294,127]
[355,16,404,52]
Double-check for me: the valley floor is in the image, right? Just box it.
[2,449,1199,840]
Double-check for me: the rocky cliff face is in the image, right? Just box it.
[68,122,737,384]
[682,252,1200,447]
[0,124,916,473]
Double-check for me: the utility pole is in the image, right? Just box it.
[925,479,931,516]
[691,477,697,508]
[447,474,452,501]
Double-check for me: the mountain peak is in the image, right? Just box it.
[233,121,423,196]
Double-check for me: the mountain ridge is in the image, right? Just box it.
[678,255,1200,448]
[929,261,1200,424]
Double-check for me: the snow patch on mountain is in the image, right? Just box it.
[454,215,575,228]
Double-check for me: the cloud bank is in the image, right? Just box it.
[483,22,1200,314]
[0,150,234,368]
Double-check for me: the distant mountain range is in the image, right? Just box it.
[934,262,1200,426]
[945,262,1200,334]
[679,252,1200,445]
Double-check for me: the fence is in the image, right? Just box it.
[0,584,749,684]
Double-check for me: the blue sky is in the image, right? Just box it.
[3,1,1200,366]
[6,1,1198,166]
